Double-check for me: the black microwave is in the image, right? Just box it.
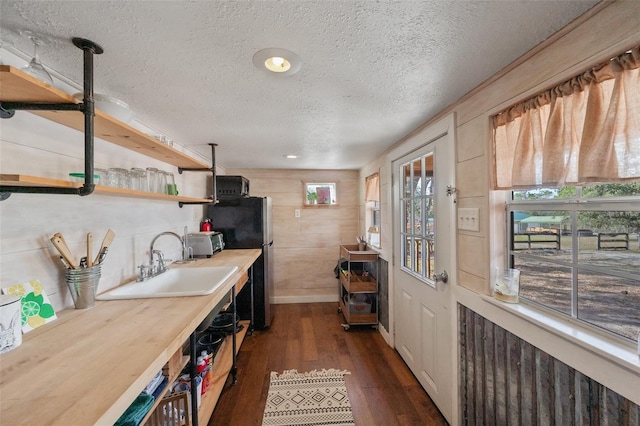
[216,175,250,199]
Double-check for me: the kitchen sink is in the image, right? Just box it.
[96,266,238,300]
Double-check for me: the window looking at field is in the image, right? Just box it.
[507,184,640,341]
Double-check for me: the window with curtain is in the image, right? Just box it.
[365,172,380,248]
[493,46,640,189]
[493,46,640,342]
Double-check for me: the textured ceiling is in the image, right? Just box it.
[0,1,598,170]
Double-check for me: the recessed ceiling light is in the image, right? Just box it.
[284,154,299,159]
[253,48,301,76]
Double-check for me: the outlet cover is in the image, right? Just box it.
[458,208,479,231]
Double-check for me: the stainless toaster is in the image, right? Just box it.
[187,232,224,258]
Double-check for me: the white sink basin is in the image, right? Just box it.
[96,266,238,300]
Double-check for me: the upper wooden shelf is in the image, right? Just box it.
[0,174,212,204]
[0,65,209,170]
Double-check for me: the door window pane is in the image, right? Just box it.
[400,152,436,283]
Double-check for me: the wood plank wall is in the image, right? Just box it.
[459,304,640,425]
[225,168,359,302]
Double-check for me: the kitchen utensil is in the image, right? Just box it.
[93,229,115,265]
[86,232,93,267]
[50,233,78,269]
[96,247,109,264]
[58,255,71,269]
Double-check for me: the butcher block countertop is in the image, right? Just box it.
[0,249,261,425]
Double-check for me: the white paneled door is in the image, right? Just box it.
[392,133,454,423]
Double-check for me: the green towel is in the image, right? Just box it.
[114,393,155,426]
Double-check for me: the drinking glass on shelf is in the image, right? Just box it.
[158,170,168,194]
[107,168,128,189]
[163,171,178,195]
[20,30,54,86]
[145,167,160,193]
[129,168,146,191]
[94,168,108,185]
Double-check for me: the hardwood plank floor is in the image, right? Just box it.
[209,303,447,425]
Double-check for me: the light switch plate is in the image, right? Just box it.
[458,207,479,231]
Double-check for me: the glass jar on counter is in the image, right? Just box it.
[128,168,147,192]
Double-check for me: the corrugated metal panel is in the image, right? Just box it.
[459,304,640,426]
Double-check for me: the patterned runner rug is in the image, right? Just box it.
[262,369,355,426]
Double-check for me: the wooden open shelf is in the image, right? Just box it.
[139,351,190,426]
[0,65,209,170]
[198,320,250,425]
[340,269,377,293]
[339,297,377,324]
[0,174,212,204]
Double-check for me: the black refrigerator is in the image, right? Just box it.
[208,197,273,329]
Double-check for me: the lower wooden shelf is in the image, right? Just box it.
[339,297,377,324]
[140,351,190,426]
[198,320,250,425]
[0,174,211,204]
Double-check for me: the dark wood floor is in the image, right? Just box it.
[210,303,447,425]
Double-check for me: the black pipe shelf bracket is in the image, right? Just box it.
[0,37,104,201]
[177,143,218,207]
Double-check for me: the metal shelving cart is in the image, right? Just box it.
[337,244,379,330]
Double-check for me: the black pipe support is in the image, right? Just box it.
[77,37,99,197]
[0,37,103,200]
[0,102,84,112]
[0,186,88,195]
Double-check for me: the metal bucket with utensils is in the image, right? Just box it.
[66,265,101,309]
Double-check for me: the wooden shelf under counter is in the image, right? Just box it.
[0,174,212,204]
[198,320,250,425]
[0,65,209,169]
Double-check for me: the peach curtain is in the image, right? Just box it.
[493,46,640,189]
[364,172,379,202]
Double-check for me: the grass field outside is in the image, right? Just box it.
[512,233,640,341]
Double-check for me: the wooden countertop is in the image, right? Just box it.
[0,249,261,425]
